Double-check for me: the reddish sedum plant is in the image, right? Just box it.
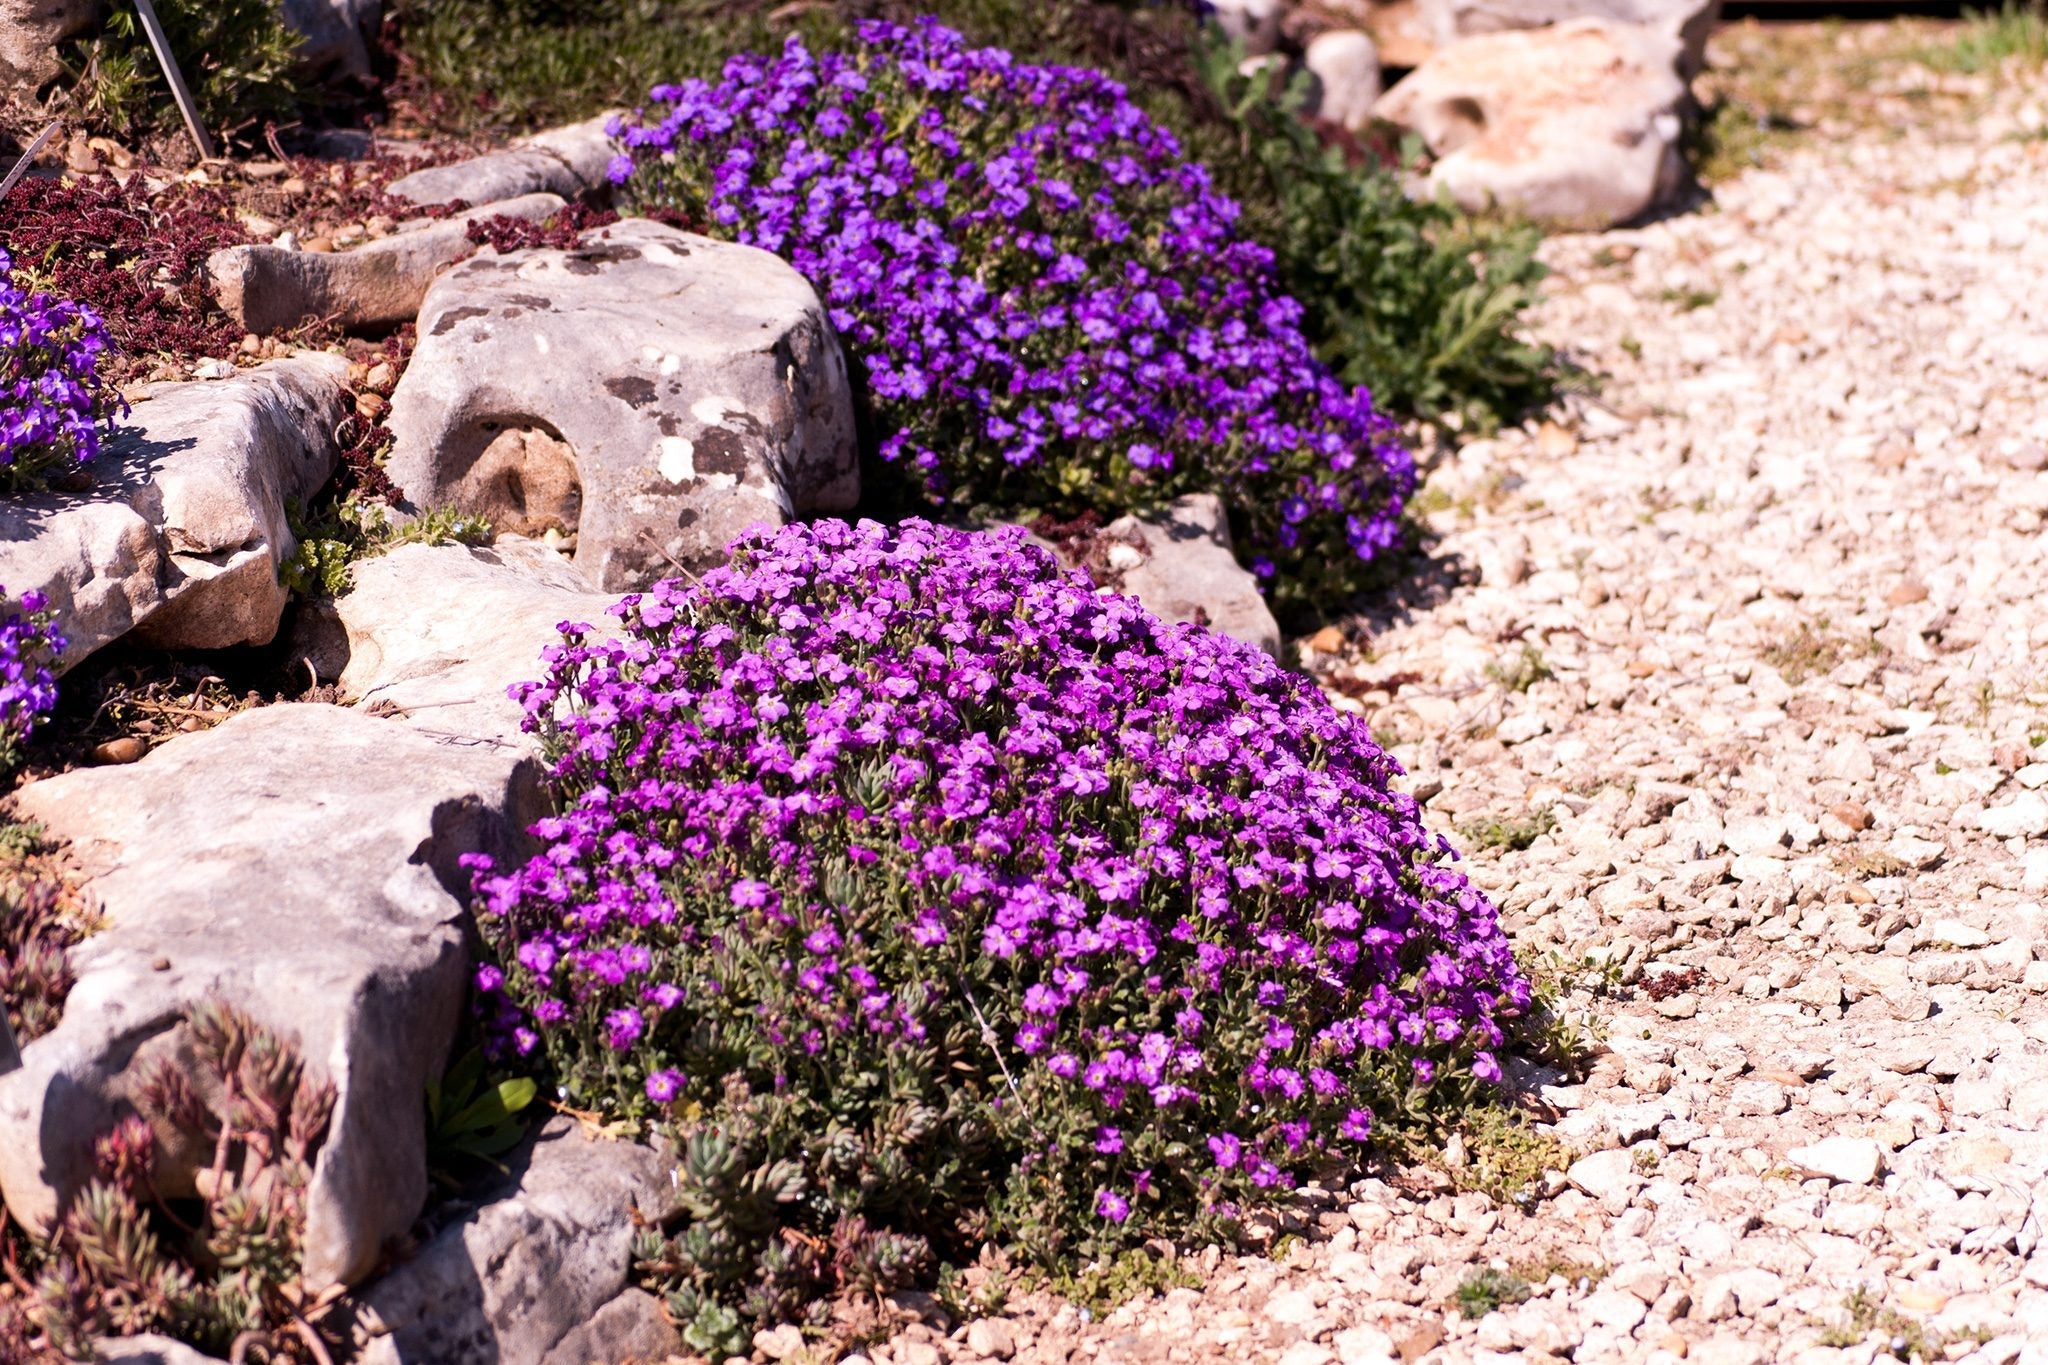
[0,1002,338,1362]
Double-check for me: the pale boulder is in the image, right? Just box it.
[1375,19,1690,230]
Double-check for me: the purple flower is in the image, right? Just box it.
[608,22,1411,607]
[470,518,1528,1247]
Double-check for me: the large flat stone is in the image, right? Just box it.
[334,538,618,749]
[387,218,859,591]
[0,356,348,668]
[1,704,544,1291]
[351,1118,679,1365]
[206,195,566,334]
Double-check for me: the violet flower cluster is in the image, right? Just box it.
[607,21,1414,610]
[469,519,1526,1257]
[0,587,65,769]
[0,247,117,490]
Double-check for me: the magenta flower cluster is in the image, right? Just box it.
[0,587,65,765]
[469,519,1525,1253]
[607,21,1414,608]
[0,247,117,489]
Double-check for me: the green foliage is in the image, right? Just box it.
[1449,1107,1566,1205]
[1919,1,2048,75]
[1027,1247,1200,1314]
[280,496,493,598]
[2,1001,338,1360]
[1485,643,1552,693]
[1193,35,1566,435]
[631,1122,933,1357]
[1457,808,1557,853]
[1453,1266,1532,1316]
[61,0,301,145]
[426,1049,540,1183]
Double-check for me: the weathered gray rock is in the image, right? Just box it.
[280,0,380,78]
[1305,29,1384,132]
[1028,494,1282,659]
[0,705,544,1291]
[0,356,348,669]
[1420,0,1720,79]
[387,218,860,590]
[385,114,621,209]
[0,0,95,90]
[334,538,618,748]
[1374,19,1689,229]
[352,1118,679,1365]
[206,194,566,334]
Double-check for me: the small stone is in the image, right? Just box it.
[1885,580,1929,605]
[1727,1080,1790,1116]
[1829,800,1875,832]
[1979,792,2048,839]
[966,1318,1017,1360]
[1786,1136,1883,1185]
[1566,1148,1643,1210]
[1923,917,1991,949]
[1395,1320,1444,1363]
[91,736,148,765]
[1653,992,1699,1018]
[1307,625,1347,654]
[1884,834,1946,869]
[1333,1325,1396,1365]
[1276,1345,1338,1365]
[754,1324,806,1360]
[149,957,171,972]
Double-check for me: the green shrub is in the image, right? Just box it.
[1193,36,1565,435]
[61,0,300,145]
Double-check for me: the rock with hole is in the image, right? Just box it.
[0,705,544,1291]
[1375,19,1690,229]
[386,218,860,590]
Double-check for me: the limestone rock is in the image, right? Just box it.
[334,539,618,749]
[1305,30,1384,132]
[1418,0,1720,79]
[387,219,860,590]
[206,194,566,334]
[1374,19,1690,230]
[0,0,95,90]
[351,1118,679,1365]
[1025,495,1281,659]
[0,705,544,1290]
[0,356,348,668]
[1786,1136,1884,1186]
[385,114,621,209]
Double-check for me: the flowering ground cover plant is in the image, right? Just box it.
[607,21,1415,612]
[469,517,1528,1351]
[0,589,66,771]
[0,249,119,491]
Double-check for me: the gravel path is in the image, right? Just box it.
[846,35,2048,1365]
